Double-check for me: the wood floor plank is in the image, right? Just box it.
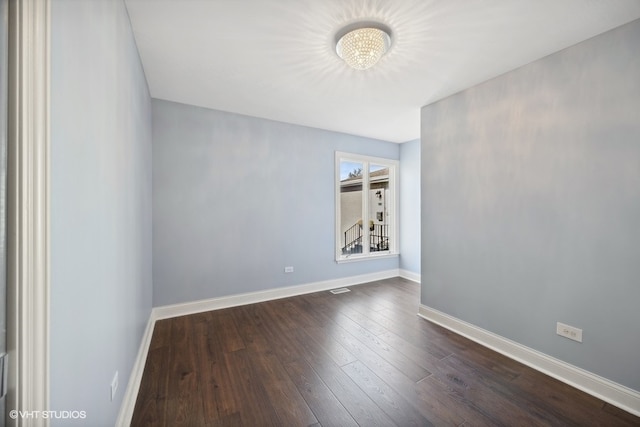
[249,303,304,364]
[132,278,640,427]
[222,349,283,426]
[194,319,240,423]
[510,365,640,426]
[372,328,444,374]
[247,297,394,426]
[354,279,421,312]
[414,375,494,427]
[428,354,558,426]
[131,345,171,426]
[333,288,390,312]
[200,355,240,423]
[327,319,431,417]
[280,297,330,329]
[260,298,301,331]
[149,318,173,350]
[300,325,358,367]
[380,307,489,361]
[342,360,438,426]
[205,309,245,353]
[228,304,271,353]
[246,349,318,426]
[329,311,431,381]
[291,327,397,427]
[444,341,523,383]
[337,305,391,336]
[601,402,640,426]
[368,310,455,360]
[164,317,207,427]
[206,412,242,427]
[289,294,334,328]
[283,358,359,427]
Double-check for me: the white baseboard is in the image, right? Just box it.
[115,312,157,427]
[418,305,640,417]
[399,269,421,283]
[153,269,400,320]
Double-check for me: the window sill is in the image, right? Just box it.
[335,252,399,264]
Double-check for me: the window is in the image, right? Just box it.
[335,152,398,262]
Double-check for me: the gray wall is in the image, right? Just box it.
[153,99,399,306]
[400,139,420,275]
[50,0,153,425]
[421,19,640,391]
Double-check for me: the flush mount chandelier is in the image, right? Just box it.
[335,23,392,70]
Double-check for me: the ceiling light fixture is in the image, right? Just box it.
[335,23,392,70]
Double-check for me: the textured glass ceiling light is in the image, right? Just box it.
[336,24,392,70]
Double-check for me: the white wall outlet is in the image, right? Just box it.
[110,371,118,402]
[284,266,294,273]
[557,322,583,343]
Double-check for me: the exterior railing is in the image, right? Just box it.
[370,224,389,252]
[342,222,388,254]
[343,222,363,254]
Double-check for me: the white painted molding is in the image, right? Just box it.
[418,305,640,417]
[116,313,157,427]
[399,269,420,283]
[7,0,51,426]
[154,269,400,320]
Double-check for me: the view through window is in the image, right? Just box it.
[336,152,398,261]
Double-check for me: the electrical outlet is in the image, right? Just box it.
[556,322,582,343]
[110,371,118,402]
[284,266,294,273]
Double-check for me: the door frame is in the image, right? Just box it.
[7,0,50,426]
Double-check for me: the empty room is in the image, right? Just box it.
[5,0,640,426]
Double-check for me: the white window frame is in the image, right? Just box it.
[335,151,399,263]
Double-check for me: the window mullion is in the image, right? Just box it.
[362,161,370,255]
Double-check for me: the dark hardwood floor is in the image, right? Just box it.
[131,278,639,426]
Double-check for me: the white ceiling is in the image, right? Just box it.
[125,0,640,143]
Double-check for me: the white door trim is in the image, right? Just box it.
[7,0,51,426]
